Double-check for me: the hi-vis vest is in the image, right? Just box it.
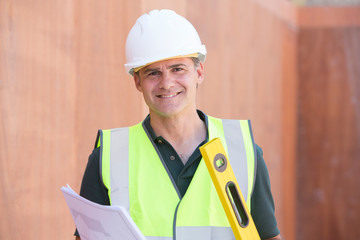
[96,115,257,240]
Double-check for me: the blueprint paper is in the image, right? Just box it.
[61,185,146,240]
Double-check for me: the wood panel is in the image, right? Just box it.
[0,0,291,239]
[280,21,298,240]
[1,1,78,238]
[298,27,360,240]
[253,2,360,239]
[0,1,145,239]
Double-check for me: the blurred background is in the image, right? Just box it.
[1,0,359,239]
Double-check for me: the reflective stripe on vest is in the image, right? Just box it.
[147,237,172,240]
[176,226,234,240]
[99,127,130,207]
[98,116,256,239]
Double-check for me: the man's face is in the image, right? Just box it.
[134,57,204,118]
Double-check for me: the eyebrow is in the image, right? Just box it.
[142,63,188,75]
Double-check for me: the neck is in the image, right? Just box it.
[150,110,207,165]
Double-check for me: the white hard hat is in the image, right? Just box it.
[124,9,207,75]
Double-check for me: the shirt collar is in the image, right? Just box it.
[143,110,209,142]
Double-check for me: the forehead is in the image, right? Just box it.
[141,57,194,71]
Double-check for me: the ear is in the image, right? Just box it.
[196,62,205,85]
[133,73,143,92]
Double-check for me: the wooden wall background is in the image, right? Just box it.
[1,0,359,239]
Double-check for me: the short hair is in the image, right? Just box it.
[191,57,201,68]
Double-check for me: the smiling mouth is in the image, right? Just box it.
[156,92,180,98]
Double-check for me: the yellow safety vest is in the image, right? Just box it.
[97,115,256,240]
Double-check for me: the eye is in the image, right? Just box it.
[172,67,184,72]
[148,71,160,76]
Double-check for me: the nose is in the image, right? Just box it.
[158,72,175,90]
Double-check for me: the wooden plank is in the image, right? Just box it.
[298,27,360,239]
[280,21,298,240]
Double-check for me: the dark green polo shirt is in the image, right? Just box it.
[76,111,280,239]
[143,112,208,197]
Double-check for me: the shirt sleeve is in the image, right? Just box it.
[74,147,110,236]
[250,144,280,239]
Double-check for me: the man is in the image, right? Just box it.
[75,9,281,240]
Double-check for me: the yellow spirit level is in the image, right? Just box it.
[200,138,260,240]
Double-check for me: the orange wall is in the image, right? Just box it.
[1,1,359,239]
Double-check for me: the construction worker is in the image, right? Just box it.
[75,9,281,240]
